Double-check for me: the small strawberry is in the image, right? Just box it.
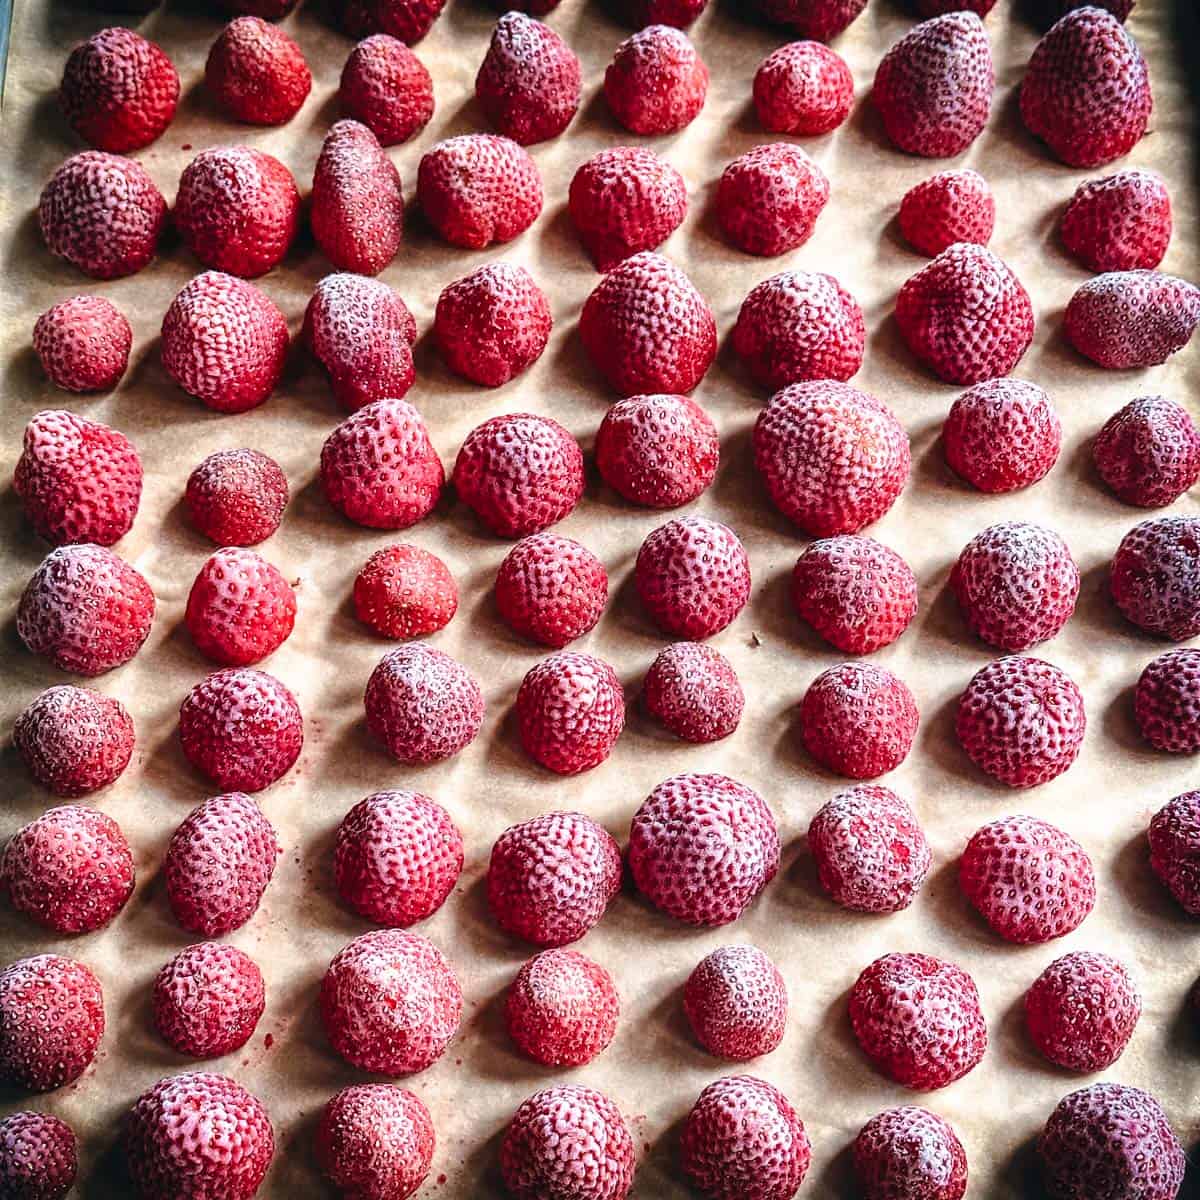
[32,295,131,393]
[853,1107,967,1200]
[753,40,854,136]
[749,0,866,40]
[643,641,744,743]
[611,0,706,24]
[716,142,829,257]
[898,168,995,256]
[604,24,708,134]
[0,1112,77,1200]
[1110,516,1200,640]
[186,449,289,547]
[1134,649,1200,753]
[353,543,457,639]
[340,34,434,146]
[1148,791,1200,914]
[1093,395,1200,508]
[1060,169,1171,272]
[335,0,447,43]
[683,945,786,1059]
[495,533,608,648]
[205,16,311,125]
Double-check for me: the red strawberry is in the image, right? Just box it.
[753,381,910,536]
[1093,396,1200,508]
[152,942,265,1059]
[852,1107,967,1200]
[896,243,1034,383]
[643,641,744,743]
[335,0,447,43]
[1110,516,1200,640]
[304,274,416,410]
[612,0,706,25]
[568,147,687,270]
[32,295,131,392]
[1148,790,1200,914]
[0,1112,77,1200]
[14,409,141,547]
[580,251,716,396]
[340,34,434,146]
[434,263,551,386]
[1020,7,1151,167]
[753,40,854,135]
[1060,169,1171,272]
[161,271,289,413]
[683,945,786,1060]
[495,533,608,647]
[417,134,542,249]
[38,151,166,279]
[1046,0,1133,18]
[18,544,154,676]
[476,12,581,145]
[898,168,994,256]
[224,0,299,14]
[186,448,289,547]
[321,398,443,529]
[873,13,993,157]
[717,143,829,257]
[1134,649,1200,753]
[59,27,178,152]
[749,0,866,40]
[604,24,707,134]
[1065,271,1200,369]
[732,269,864,388]
[918,0,994,12]
[164,792,280,935]
[205,16,311,125]
[354,543,457,638]
[175,146,300,278]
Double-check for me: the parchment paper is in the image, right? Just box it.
[0,0,1198,1193]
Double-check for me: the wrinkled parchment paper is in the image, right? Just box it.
[0,0,1198,1193]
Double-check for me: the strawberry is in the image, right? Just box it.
[643,641,744,743]
[1148,791,1200,914]
[753,40,854,135]
[898,168,994,256]
[335,0,446,43]
[1093,395,1200,508]
[353,543,457,639]
[1110,516,1200,641]
[0,1112,77,1200]
[186,449,289,547]
[716,142,829,256]
[748,0,866,40]
[1135,649,1200,753]
[32,295,130,393]
[224,0,298,15]
[152,942,265,1059]
[495,533,608,647]
[604,24,707,134]
[852,1107,967,1200]
[683,945,786,1059]
[1060,169,1171,272]
[205,16,311,125]
[611,0,706,24]
[340,34,433,146]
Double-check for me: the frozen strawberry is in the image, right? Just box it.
[683,945,787,1060]
[717,144,829,259]
[0,1111,76,1200]
[336,0,446,43]
[850,952,986,1089]
[1025,950,1139,1073]
[568,147,687,270]
[59,27,178,152]
[321,929,461,1074]
[506,948,619,1066]
[1020,7,1151,167]
[899,168,994,256]
[680,1076,809,1200]
[186,448,288,547]
[635,516,750,639]
[161,272,288,413]
[595,393,718,509]
[321,399,443,529]
[13,685,134,796]
[340,34,433,146]
[32,295,131,393]
[580,251,716,396]
[956,656,1086,788]
[753,40,854,135]
[943,378,1061,493]
[1064,271,1200,369]
[605,24,707,134]
[175,146,300,278]
[896,243,1034,384]
[38,151,166,279]
[749,0,866,39]
[304,274,416,410]
[316,1085,434,1200]
[365,644,484,764]
[960,814,1095,943]
[629,772,779,926]
[873,13,992,157]
[417,134,542,249]
[1,805,133,934]
[224,0,299,15]
[1093,396,1200,508]
[852,1107,967,1200]
[18,544,154,676]
[164,792,279,935]
[801,663,918,779]
[754,382,910,536]
[178,669,303,791]
[1135,649,1200,753]
[1110,516,1200,640]
[452,413,583,537]
[335,790,464,926]
[791,536,917,655]
[1047,0,1134,17]
[918,0,995,12]
[14,409,141,546]
[643,642,743,743]
[487,811,622,946]
[184,547,296,666]
[1148,791,1200,914]
[206,16,310,125]
[612,0,706,24]
[152,942,265,1059]
[516,650,625,774]
[1038,1084,1183,1200]
[809,784,931,913]
[1060,169,1171,272]
[311,123,403,275]
[125,1073,274,1200]
[476,12,580,145]
[501,1086,633,1200]
[0,955,104,1092]
[434,263,551,387]
[951,521,1079,651]
[495,534,608,647]
[354,544,457,638]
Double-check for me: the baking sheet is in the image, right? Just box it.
[0,0,1198,1194]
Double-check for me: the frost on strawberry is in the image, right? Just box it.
[340,35,434,146]
[604,24,707,135]
[206,16,311,125]
[33,295,131,393]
